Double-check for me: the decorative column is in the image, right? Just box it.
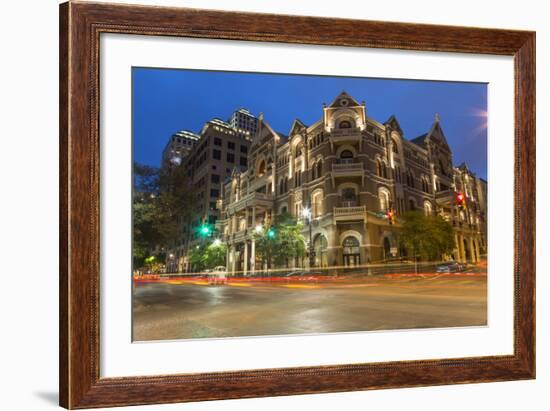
[251,238,256,274]
[243,240,248,276]
[469,237,477,263]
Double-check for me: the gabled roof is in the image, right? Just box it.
[327,91,362,108]
[410,133,428,149]
[384,115,404,135]
[288,118,307,136]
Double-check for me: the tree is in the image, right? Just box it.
[254,212,306,269]
[399,211,455,267]
[188,241,227,272]
[132,162,195,267]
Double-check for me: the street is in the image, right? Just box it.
[133,272,487,341]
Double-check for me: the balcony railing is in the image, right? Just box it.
[330,127,361,137]
[332,162,363,174]
[333,205,366,223]
[226,191,273,214]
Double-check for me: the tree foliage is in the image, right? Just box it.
[188,241,227,272]
[133,162,195,267]
[399,211,455,261]
[254,212,306,268]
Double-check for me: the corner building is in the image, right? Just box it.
[219,92,487,274]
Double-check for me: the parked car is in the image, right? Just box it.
[436,261,465,273]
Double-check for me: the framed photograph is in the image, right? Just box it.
[59,1,535,408]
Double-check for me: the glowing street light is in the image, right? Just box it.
[301,206,311,221]
[212,238,222,247]
[254,224,263,234]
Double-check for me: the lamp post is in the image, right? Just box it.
[302,207,315,269]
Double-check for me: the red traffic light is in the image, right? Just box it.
[456,193,464,202]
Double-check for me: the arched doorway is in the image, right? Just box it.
[313,234,328,268]
[342,236,361,267]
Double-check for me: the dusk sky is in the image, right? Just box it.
[133,67,487,179]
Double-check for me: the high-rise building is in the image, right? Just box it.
[165,116,253,272]
[228,108,258,140]
[161,130,200,168]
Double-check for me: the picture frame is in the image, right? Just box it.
[59,1,535,408]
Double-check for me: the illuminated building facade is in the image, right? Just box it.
[218,92,487,274]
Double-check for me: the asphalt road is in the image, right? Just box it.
[132,274,487,341]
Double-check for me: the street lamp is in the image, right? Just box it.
[302,206,315,269]
[212,238,221,247]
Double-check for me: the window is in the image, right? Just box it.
[339,120,352,129]
[209,202,217,210]
[379,188,391,211]
[211,174,220,183]
[343,236,360,254]
[312,191,323,217]
[214,138,222,146]
[257,160,266,177]
[210,189,219,198]
[240,145,248,154]
[213,149,221,160]
[392,138,399,153]
[228,141,235,150]
[317,161,323,178]
[424,201,433,216]
[340,150,354,163]
[226,153,235,163]
[239,157,247,167]
[341,188,357,207]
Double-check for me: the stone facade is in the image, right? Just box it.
[218,92,487,274]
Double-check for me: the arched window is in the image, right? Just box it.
[257,159,266,177]
[341,188,357,207]
[379,187,391,211]
[316,160,323,178]
[311,163,317,180]
[395,166,402,183]
[340,150,354,163]
[343,236,360,254]
[284,177,288,193]
[312,190,323,218]
[279,179,284,195]
[392,138,399,153]
[409,198,416,211]
[339,120,352,129]
[376,160,383,177]
[424,201,433,216]
[382,163,388,179]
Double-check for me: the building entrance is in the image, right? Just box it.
[342,236,361,267]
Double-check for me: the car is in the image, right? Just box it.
[208,266,228,285]
[436,261,465,273]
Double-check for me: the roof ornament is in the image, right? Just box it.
[435,112,440,123]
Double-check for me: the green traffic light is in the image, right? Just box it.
[199,224,211,236]
[267,228,276,239]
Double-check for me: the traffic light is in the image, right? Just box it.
[199,223,212,237]
[267,227,276,239]
[456,192,466,210]
[386,209,395,225]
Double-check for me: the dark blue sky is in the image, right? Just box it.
[133,67,487,179]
